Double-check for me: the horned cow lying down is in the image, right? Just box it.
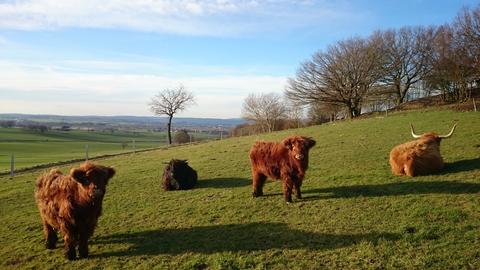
[389,123,457,177]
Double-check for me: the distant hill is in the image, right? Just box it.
[0,114,246,130]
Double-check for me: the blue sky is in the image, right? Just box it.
[0,0,478,118]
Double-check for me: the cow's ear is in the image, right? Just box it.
[306,137,316,148]
[282,138,293,150]
[70,168,88,184]
[107,167,116,179]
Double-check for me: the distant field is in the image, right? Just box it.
[0,109,479,269]
[0,128,215,172]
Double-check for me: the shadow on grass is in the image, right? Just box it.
[440,158,480,174]
[303,181,480,199]
[93,222,399,257]
[197,178,250,189]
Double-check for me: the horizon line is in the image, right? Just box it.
[0,112,244,120]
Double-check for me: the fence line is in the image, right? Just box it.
[0,137,223,178]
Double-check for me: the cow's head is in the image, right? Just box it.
[70,162,116,200]
[170,159,189,172]
[163,159,190,190]
[282,136,316,161]
[410,123,457,144]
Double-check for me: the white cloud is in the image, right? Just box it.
[0,0,359,36]
[0,61,286,118]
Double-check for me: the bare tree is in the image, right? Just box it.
[375,26,436,105]
[307,102,342,124]
[286,37,384,118]
[455,5,480,77]
[242,92,286,133]
[426,24,477,102]
[424,5,480,102]
[149,85,195,144]
[174,129,191,144]
[284,100,305,129]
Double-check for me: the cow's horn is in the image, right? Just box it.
[410,124,422,138]
[439,123,457,139]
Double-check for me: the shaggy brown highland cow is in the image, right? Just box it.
[35,162,115,260]
[389,123,457,177]
[249,135,316,203]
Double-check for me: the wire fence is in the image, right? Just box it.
[0,134,225,178]
[0,140,155,175]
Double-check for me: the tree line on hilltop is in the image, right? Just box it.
[235,4,479,136]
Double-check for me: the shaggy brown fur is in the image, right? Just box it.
[35,162,115,260]
[389,133,447,177]
[162,159,198,191]
[249,136,316,203]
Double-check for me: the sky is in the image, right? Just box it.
[0,0,478,118]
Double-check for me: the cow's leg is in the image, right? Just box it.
[64,234,77,260]
[389,159,404,175]
[293,178,302,200]
[404,157,416,177]
[252,171,267,197]
[61,224,77,260]
[282,177,294,203]
[78,230,89,259]
[43,221,57,249]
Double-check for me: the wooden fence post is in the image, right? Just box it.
[85,144,89,161]
[133,139,136,153]
[10,154,14,178]
[473,98,477,112]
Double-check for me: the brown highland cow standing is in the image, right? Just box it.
[249,135,316,203]
[35,162,115,260]
[389,123,457,177]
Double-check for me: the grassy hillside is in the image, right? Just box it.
[0,109,479,269]
[0,128,214,172]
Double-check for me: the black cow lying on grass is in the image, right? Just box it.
[162,159,198,190]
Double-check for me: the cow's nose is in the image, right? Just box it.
[295,154,304,160]
[92,188,104,198]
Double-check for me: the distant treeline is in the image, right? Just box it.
[233,4,480,137]
[286,4,479,119]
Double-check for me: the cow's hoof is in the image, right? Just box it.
[65,250,77,261]
[45,241,56,249]
[79,247,88,259]
[252,191,263,197]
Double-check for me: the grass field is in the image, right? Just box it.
[0,128,215,172]
[0,109,479,269]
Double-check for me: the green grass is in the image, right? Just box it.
[0,109,479,269]
[0,128,216,172]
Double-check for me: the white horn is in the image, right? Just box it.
[410,124,422,138]
[439,123,457,139]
